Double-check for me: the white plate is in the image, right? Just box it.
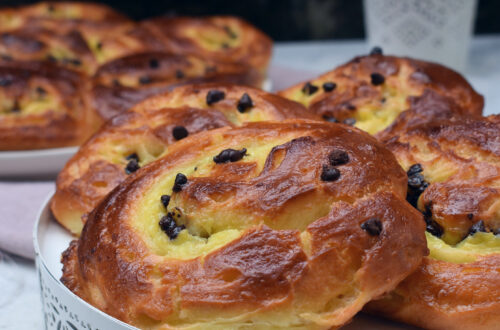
[0,147,77,179]
[34,193,415,330]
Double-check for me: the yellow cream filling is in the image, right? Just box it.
[132,133,298,259]
[427,231,500,263]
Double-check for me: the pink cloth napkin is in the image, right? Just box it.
[0,182,54,259]
[0,67,315,260]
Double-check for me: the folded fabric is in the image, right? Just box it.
[0,181,53,259]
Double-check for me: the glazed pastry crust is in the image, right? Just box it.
[369,113,500,330]
[61,120,427,329]
[278,54,483,134]
[143,16,272,77]
[51,84,316,235]
[88,51,261,125]
[0,61,90,150]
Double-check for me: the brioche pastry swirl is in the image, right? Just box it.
[51,84,316,235]
[368,113,500,330]
[61,120,427,329]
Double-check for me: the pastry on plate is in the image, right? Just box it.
[368,112,500,330]
[0,61,90,150]
[0,1,129,32]
[87,51,261,126]
[278,50,483,134]
[61,120,427,329]
[0,26,98,74]
[51,84,316,235]
[144,16,272,83]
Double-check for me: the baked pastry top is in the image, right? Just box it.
[278,51,483,134]
[88,51,261,125]
[61,120,427,329]
[0,1,129,32]
[51,84,316,235]
[0,61,90,150]
[144,16,272,77]
[368,112,500,330]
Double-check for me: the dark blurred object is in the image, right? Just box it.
[1,0,498,41]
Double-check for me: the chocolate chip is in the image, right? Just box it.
[426,220,443,237]
[221,43,229,49]
[406,165,429,208]
[125,159,140,174]
[160,195,170,208]
[172,173,187,192]
[469,220,486,236]
[370,73,385,86]
[329,150,349,166]
[112,79,121,87]
[370,46,383,55]
[159,213,185,240]
[172,126,188,140]
[223,25,237,39]
[467,213,474,220]
[96,42,102,50]
[125,153,139,162]
[139,76,152,85]
[407,163,423,176]
[361,218,383,236]
[422,203,443,237]
[322,115,339,123]
[322,82,336,92]
[175,70,184,79]
[321,165,340,182]
[206,89,225,105]
[63,58,81,66]
[237,93,253,113]
[343,118,356,126]
[47,54,58,63]
[36,86,46,95]
[47,4,55,12]
[345,103,356,111]
[149,58,159,69]
[213,148,247,164]
[302,82,319,95]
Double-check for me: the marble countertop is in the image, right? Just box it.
[1,36,499,329]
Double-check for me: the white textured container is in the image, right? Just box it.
[364,0,478,73]
[34,194,415,330]
[34,194,136,330]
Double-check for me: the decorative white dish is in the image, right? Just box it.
[0,147,77,178]
[34,193,414,330]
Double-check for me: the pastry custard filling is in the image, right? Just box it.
[0,86,62,116]
[131,131,336,260]
[184,23,241,51]
[427,231,500,263]
[288,64,424,134]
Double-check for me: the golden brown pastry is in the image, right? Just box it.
[0,61,90,150]
[0,27,98,74]
[61,120,427,329]
[278,51,483,134]
[0,2,131,73]
[87,51,261,126]
[368,113,500,329]
[144,16,272,80]
[51,84,316,235]
[0,1,129,32]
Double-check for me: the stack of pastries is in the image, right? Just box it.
[0,1,272,150]
[3,2,490,329]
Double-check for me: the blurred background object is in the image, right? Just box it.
[364,0,478,72]
[1,0,499,41]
